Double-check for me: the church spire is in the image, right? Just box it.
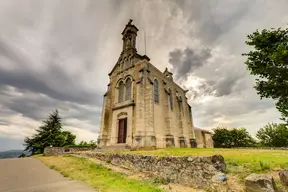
[121,19,138,53]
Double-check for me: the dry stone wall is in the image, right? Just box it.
[74,151,226,188]
[43,147,93,155]
[44,147,226,188]
[234,147,288,150]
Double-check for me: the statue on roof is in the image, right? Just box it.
[128,19,133,25]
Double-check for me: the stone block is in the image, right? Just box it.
[211,155,226,172]
[278,169,288,186]
[245,173,277,192]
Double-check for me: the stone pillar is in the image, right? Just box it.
[99,94,109,147]
[188,105,196,148]
[163,88,174,147]
[143,64,156,148]
[134,68,146,148]
[176,96,186,147]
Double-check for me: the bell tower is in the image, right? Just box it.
[121,19,138,54]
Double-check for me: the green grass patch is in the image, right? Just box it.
[120,148,288,178]
[37,155,163,192]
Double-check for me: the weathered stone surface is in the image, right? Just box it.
[211,173,227,183]
[279,169,288,186]
[73,151,225,188]
[44,147,93,156]
[44,147,64,156]
[211,155,226,172]
[245,173,277,192]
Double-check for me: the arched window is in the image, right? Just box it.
[154,79,159,104]
[118,81,124,102]
[169,89,173,110]
[125,78,132,100]
[178,96,183,115]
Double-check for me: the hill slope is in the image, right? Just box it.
[0,150,30,159]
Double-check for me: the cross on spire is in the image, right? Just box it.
[128,19,133,25]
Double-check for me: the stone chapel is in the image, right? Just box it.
[98,20,213,149]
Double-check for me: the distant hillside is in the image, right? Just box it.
[0,150,30,159]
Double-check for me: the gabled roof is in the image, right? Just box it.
[108,53,150,76]
[194,127,213,134]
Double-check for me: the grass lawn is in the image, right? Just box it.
[122,148,288,178]
[37,155,163,192]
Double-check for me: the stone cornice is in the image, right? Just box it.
[112,100,135,110]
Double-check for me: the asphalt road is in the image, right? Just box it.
[0,158,97,192]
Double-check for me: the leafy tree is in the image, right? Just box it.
[79,140,88,146]
[212,127,256,148]
[242,27,288,123]
[64,140,97,148]
[62,131,77,146]
[212,127,233,148]
[256,123,288,147]
[87,140,97,148]
[24,110,76,154]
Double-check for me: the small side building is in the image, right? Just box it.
[194,127,214,148]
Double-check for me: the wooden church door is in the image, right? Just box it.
[117,118,127,143]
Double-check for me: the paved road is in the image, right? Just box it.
[0,158,97,192]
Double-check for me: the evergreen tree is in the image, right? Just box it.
[24,110,76,154]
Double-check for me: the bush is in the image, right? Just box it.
[64,140,97,149]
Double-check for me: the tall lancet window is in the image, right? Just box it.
[125,78,132,100]
[169,88,173,110]
[178,96,183,115]
[154,79,159,104]
[118,81,124,102]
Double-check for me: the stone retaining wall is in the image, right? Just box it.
[74,151,226,188]
[43,147,93,156]
[233,147,288,150]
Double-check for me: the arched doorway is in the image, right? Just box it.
[117,118,127,143]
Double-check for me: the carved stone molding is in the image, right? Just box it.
[117,112,128,118]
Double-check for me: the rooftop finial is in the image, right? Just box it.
[128,19,133,25]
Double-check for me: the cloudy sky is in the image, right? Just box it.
[0,0,287,151]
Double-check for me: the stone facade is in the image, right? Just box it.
[73,151,226,188]
[98,19,212,149]
[194,127,214,148]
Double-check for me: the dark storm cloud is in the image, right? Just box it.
[0,86,101,126]
[0,39,29,66]
[0,66,101,105]
[0,120,9,126]
[191,72,246,98]
[59,102,102,127]
[193,94,275,119]
[169,47,211,80]
[212,71,246,97]
[171,0,251,44]
[169,46,246,98]
[0,40,102,106]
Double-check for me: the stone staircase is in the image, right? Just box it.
[93,144,130,152]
